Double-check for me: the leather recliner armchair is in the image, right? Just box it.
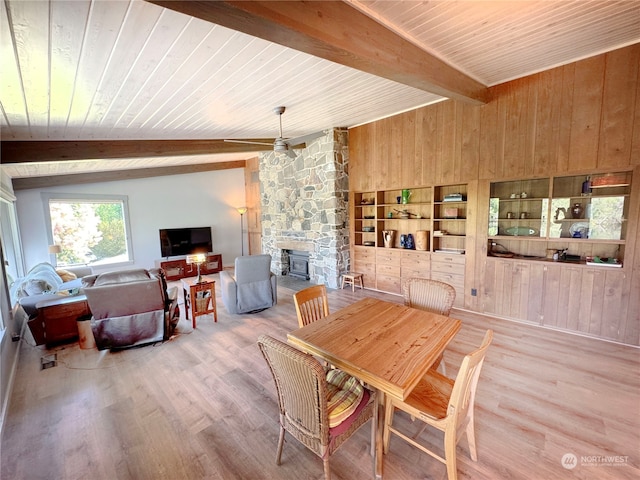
[82,268,179,350]
[220,254,277,314]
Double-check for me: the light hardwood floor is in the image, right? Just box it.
[2,275,638,479]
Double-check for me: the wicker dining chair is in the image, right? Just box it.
[257,335,377,480]
[293,284,330,327]
[383,330,493,480]
[403,277,456,374]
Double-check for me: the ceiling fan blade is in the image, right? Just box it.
[286,130,326,148]
[224,139,274,146]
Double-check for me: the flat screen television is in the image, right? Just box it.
[159,227,212,258]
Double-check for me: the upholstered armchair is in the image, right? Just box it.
[220,254,277,314]
[82,268,179,350]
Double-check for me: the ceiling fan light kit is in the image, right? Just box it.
[224,106,324,157]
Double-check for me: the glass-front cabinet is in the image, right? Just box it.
[489,178,549,239]
[488,171,631,265]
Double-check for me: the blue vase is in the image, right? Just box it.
[400,234,407,248]
[406,234,415,249]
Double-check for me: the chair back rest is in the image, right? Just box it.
[293,284,330,327]
[83,269,164,319]
[234,254,273,285]
[448,330,493,429]
[257,335,328,441]
[403,277,456,316]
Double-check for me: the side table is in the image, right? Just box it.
[33,295,91,347]
[181,276,217,328]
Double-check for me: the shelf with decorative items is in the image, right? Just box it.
[350,183,469,296]
[353,191,377,247]
[432,183,468,255]
[487,171,632,265]
[376,187,432,251]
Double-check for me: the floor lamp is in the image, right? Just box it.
[237,207,248,256]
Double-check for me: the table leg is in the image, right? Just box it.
[191,295,197,329]
[375,390,385,479]
[183,287,189,321]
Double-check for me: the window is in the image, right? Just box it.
[43,193,133,267]
[1,190,24,324]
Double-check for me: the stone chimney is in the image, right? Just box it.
[259,128,349,288]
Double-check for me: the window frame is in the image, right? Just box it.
[42,192,134,268]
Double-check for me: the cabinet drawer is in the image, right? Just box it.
[354,247,376,263]
[376,274,402,294]
[431,253,466,266]
[352,261,375,286]
[377,264,400,277]
[432,257,465,275]
[430,271,464,291]
[401,250,430,269]
[376,249,402,265]
[353,261,375,276]
[402,266,430,280]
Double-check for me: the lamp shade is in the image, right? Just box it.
[48,245,62,254]
[237,206,248,215]
[186,253,206,265]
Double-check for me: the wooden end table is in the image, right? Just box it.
[181,276,217,328]
[34,295,91,347]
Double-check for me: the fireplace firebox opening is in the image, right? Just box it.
[288,250,310,280]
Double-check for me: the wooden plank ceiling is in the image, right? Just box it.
[1,0,638,188]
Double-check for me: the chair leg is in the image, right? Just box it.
[438,359,447,376]
[382,400,394,454]
[276,426,285,465]
[323,458,331,480]
[444,430,458,480]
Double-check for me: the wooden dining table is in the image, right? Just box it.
[287,297,462,478]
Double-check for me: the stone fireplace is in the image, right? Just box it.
[260,128,349,288]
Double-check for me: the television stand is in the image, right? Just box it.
[155,253,222,281]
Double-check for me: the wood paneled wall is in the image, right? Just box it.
[349,44,640,344]
[244,157,262,256]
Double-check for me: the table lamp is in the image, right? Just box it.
[48,244,61,262]
[186,253,206,283]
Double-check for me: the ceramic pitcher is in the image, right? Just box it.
[401,189,412,204]
[382,230,396,248]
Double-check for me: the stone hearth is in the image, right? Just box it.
[260,128,349,288]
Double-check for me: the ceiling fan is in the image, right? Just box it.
[224,106,324,158]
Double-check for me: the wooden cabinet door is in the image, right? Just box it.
[483,258,544,324]
[542,265,627,341]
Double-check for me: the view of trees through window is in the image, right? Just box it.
[49,199,130,266]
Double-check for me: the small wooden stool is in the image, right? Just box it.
[341,272,364,292]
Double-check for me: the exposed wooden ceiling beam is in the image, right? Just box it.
[147,0,490,105]
[1,139,273,163]
[11,160,247,190]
